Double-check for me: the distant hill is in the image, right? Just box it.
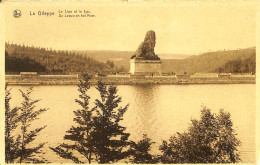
[73,50,190,70]
[74,48,255,74]
[72,50,134,70]
[5,43,123,75]
[5,43,255,75]
[161,48,256,74]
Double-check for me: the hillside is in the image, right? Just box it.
[5,43,255,75]
[214,53,255,73]
[5,50,48,73]
[5,43,123,75]
[162,48,256,74]
[73,50,190,70]
[74,48,255,74]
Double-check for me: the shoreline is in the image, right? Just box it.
[5,77,256,85]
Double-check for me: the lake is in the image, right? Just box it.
[9,84,255,163]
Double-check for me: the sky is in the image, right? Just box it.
[4,1,256,55]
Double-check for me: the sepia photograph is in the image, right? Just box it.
[2,0,257,164]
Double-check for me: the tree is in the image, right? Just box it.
[5,86,48,163]
[129,134,157,164]
[91,81,130,163]
[5,84,21,163]
[51,75,131,163]
[50,74,95,163]
[18,87,48,163]
[106,60,115,68]
[159,107,240,163]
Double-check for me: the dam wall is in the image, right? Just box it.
[5,74,256,85]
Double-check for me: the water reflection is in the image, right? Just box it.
[127,85,159,140]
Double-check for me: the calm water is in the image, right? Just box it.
[9,84,255,163]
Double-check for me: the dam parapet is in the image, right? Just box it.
[5,72,256,85]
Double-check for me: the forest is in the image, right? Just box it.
[5,43,125,75]
[214,53,256,73]
[162,48,256,74]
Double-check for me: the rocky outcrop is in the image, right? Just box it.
[131,30,160,60]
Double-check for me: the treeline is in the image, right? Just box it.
[5,43,124,75]
[5,74,241,164]
[215,53,256,73]
[162,48,256,74]
[5,51,47,73]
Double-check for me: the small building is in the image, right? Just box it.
[190,73,218,79]
[230,74,255,80]
[39,75,78,79]
[176,74,190,79]
[20,72,39,78]
[219,73,231,79]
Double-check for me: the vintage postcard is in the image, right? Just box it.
[0,0,258,164]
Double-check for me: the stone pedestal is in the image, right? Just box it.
[129,59,162,76]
